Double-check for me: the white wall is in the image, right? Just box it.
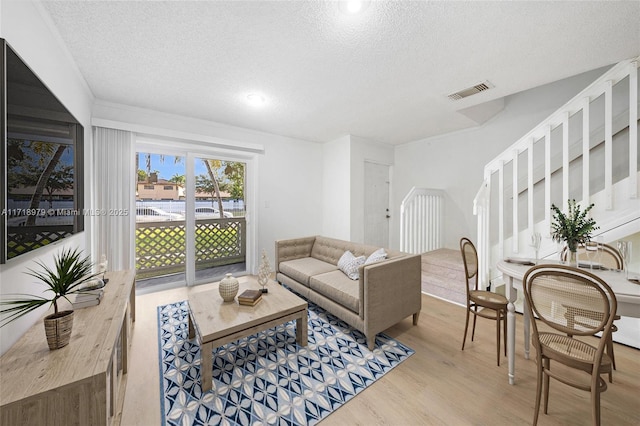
[257,134,323,256]
[322,135,351,239]
[392,66,609,251]
[0,0,94,355]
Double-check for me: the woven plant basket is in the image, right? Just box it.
[43,310,74,350]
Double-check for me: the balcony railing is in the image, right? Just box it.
[7,225,74,260]
[136,217,246,279]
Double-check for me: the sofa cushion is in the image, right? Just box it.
[337,250,365,280]
[278,257,338,287]
[310,236,375,265]
[309,270,360,314]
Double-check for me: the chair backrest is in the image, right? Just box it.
[523,265,617,340]
[561,243,623,269]
[460,237,479,293]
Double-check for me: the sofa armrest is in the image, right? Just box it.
[362,254,422,335]
[275,236,317,273]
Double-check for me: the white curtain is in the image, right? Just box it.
[92,127,135,271]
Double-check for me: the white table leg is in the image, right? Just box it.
[505,276,516,385]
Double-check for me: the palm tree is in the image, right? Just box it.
[169,174,185,186]
[203,159,226,217]
[44,166,74,209]
[135,152,184,182]
[26,144,68,226]
[224,162,245,200]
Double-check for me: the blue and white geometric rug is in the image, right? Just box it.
[157,299,414,425]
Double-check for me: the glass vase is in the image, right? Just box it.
[569,250,578,267]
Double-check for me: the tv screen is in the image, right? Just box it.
[1,39,84,262]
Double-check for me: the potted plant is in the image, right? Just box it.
[0,247,101,350]
[550,199,599,265]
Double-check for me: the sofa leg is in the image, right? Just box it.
[367,336,376,350]
[413,312,420,325]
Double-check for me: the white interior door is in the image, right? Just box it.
[364,161,390,247]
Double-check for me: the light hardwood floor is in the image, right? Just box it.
[121,285,640,425]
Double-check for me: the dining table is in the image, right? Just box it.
[496,258,640,385]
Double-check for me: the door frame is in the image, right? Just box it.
[363,160,391,247]
[136,136,257,288]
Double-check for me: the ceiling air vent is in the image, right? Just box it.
[447,81,494,101]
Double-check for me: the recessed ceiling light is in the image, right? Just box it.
[246,93,266,107]
[341,0,369,14]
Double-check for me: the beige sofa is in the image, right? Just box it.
[275,236,422,350]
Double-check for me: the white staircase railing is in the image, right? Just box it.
[475,56,640,288]
[400,187,444,254]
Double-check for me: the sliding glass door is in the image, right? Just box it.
[191,155,247,284]
[134,146,249,290]
[134,151,187,290]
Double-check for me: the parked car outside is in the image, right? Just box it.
[136,206,184,222]
[181,206,234,219]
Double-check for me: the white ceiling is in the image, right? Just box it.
[40,1,640,145]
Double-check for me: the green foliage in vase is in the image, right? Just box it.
[550,199,599,253]
[0,247,100,326]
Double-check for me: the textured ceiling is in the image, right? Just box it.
[40,0,640,145]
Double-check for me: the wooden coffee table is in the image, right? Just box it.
[188,277,308,392]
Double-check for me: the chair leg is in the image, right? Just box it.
[592,376,602,426]
[496,311,501,366]
[543,358,550,415]
[533,354,543,426]
[462,308,471,351]
[471,307,478,342]
[607,333,616,370]
[606,333,615,383]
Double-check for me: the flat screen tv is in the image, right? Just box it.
[1,39,84,263]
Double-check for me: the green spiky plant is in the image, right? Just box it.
[0,247,101,327]
[550,199,599,253]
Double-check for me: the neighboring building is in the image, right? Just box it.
[136,179,183,201]
[195,189,231,201]
[136,179,231,201]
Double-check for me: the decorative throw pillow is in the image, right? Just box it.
[365,248,387,265]
[338,250,365,280]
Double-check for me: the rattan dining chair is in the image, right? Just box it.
[523,264,617,426]
[561,242,623,270]
[460,237,508,366]
[561,242,622,381]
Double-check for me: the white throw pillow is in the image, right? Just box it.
[365,248,387,265]
[338,250,365,280]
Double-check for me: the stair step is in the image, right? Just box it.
[421,248,467,305]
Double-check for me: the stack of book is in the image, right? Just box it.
[237,289,262,306]
[71,279,106,309]
[72,288,104,309]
